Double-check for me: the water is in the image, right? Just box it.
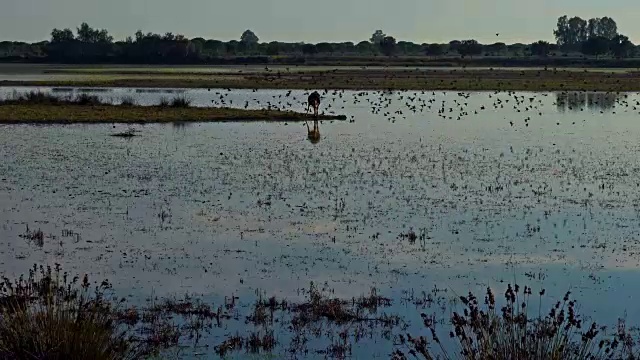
[1,88,640,358]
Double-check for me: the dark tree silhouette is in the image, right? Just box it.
[457,40,483,58]
[370,30,386,45]
[240,30,259,45]
[424,43,445,58]
[530,41,551,57]
[380,36,397,56]
[581,36,610,58]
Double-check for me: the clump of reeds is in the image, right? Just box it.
[0,264,143,360]
[157,97,170,107]
[0,91,106,106]
[168,95,192,108]
[393,284,640,360]
[0,264,226,360]
[120,96,136,106]
[73,93,102,105]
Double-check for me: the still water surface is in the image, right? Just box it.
[1,88,640,357]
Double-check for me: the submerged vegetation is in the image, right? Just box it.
[0,90,346,123]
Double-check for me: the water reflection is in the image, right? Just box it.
[555,91,618,112]
[306,120,321,144]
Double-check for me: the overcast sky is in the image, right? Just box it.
[2,0,639,44]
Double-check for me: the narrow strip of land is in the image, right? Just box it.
[3,68,640,91]
[0,104,345,123]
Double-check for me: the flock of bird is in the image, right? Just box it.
[205,86,637,128]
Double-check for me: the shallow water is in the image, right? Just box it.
[2,88,640,357]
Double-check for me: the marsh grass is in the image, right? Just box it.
[0,264,230,360]
[120,96,136,106]
[157,96,170,107]
[0,264,144,360]
[169,95,191,108]
[0,91,105,106]
[393,284,640,360]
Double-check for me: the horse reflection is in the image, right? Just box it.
[306,120,321,144]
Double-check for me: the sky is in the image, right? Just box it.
[2,0,640,44]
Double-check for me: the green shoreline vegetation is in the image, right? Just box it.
[0,91,346,123]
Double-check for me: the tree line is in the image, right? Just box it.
[0,17,636,64]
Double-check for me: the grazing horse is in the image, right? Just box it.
[307,91,321,117]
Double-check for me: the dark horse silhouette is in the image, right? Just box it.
[307,91,321,117]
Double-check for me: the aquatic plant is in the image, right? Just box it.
[0,264,229,360]
[393,284,639,360]
[0,264,145,360]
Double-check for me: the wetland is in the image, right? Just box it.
[3,86,640,358]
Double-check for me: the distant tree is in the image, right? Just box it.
[50,28,75,43]
[457,40,483,58]
[554,15,587,50]
[507,43,527,56]
[610,34,634,58]
[301,43,317,55]
[554,15,570,47]
[581,36,610,58]
[76,22,112,43]
[397,41,421,55]
[370,30,386,45]
[598,17,618,40]
[484,42,506,55]
[266,41,280,55]
[356,41,374,55]
[380,36,396,56]
[337,42,356,54]
[424,43,445,58]
[240,30,259,45]
[587,18,600,39]
[203,39,225,56]
[315,42,334,54]
[448,40,462,53]
[530,40,551,57]
[226,40,239,55]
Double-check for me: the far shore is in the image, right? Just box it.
[3,66,640,91]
